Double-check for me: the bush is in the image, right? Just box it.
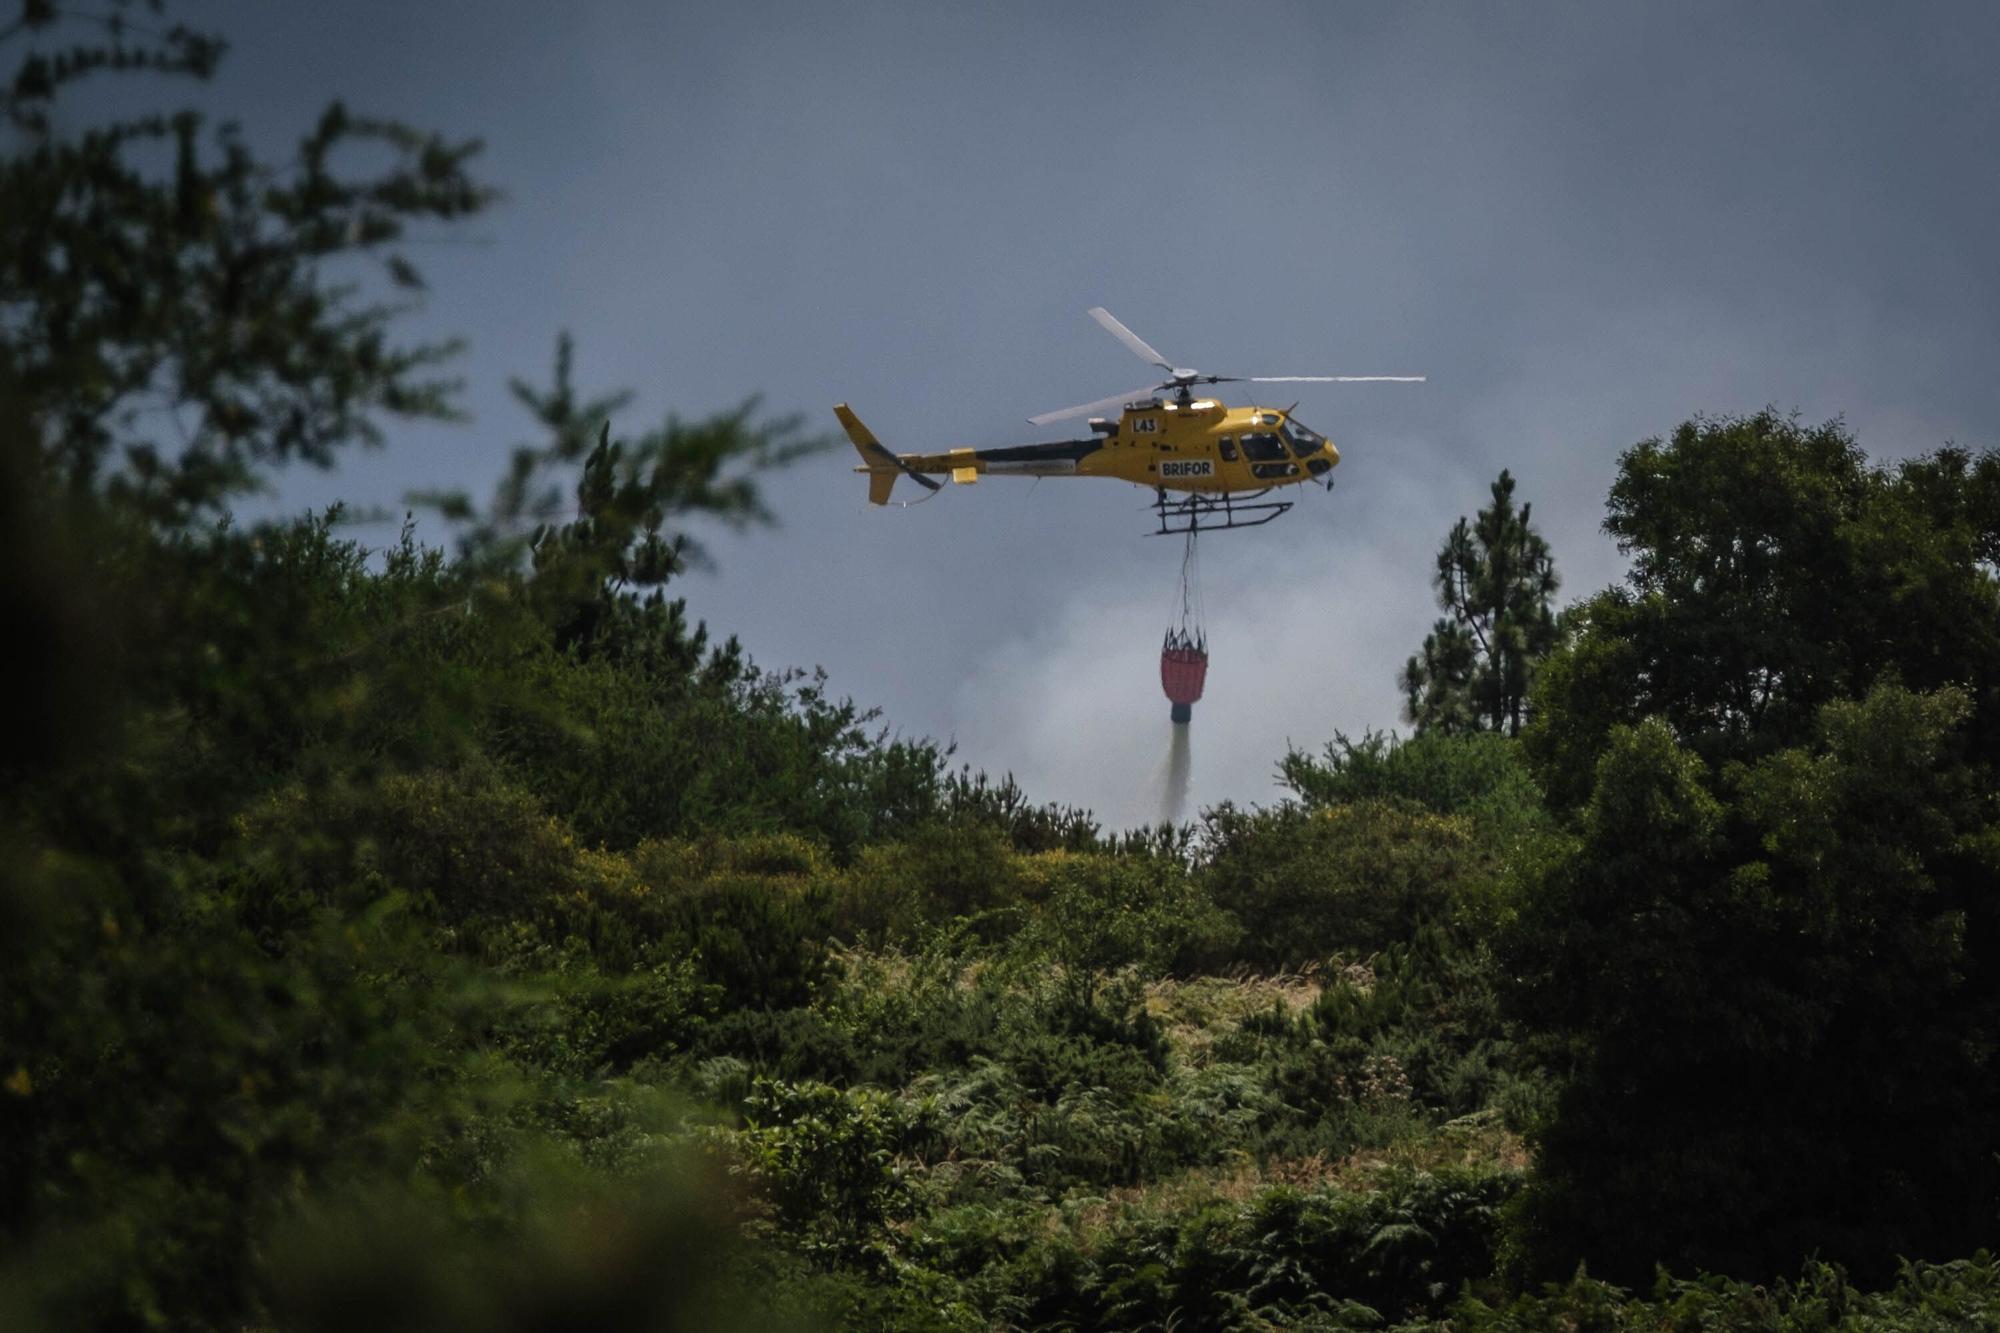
[830,825,1025,943]
[901,1168,1521,1329]
[1198,801,1495,968]
[1281,729,1548,839]
[734,1077,922,1262]
[1010,849,1239,980]
[629,839,837,1012]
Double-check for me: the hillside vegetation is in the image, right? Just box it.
[6,8,2000,1329]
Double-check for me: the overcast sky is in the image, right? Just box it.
[161,1,2000,827]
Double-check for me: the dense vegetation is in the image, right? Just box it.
[6,6,2000,1329]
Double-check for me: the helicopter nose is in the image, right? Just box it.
[1324,439,1340,467]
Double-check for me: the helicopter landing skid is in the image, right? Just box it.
[1149,487,1293,536]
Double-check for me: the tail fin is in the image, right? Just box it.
[835,403,939,505]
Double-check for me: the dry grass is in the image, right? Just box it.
[1061,1110,1528,1235]
[1145,968,1318,1026]
[826,949,1382,1041]
[1143,961,1383,1064]
[1329,1108,1530,1182]
[823,943,991,997]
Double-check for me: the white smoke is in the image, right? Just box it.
[950,461,1450,830]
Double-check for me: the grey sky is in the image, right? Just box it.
[181,1,2000,826]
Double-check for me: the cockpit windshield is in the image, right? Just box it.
[1282,418,1326,458]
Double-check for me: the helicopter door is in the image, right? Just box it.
[1217,436,1239,462]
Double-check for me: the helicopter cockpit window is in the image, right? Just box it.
[1218,436,1239,461]
[1240,432,1287,462]
[1282,419,1325,458]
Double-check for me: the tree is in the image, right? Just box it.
[1400,470,1558,736]
[3,0,494,519]
[0,8,851,1325]
[414,332,824,666]
[1524,412,2000,809]
[1503,412,2000,1283]
[1501,686,2000,1284]
[1279,728,1547,839]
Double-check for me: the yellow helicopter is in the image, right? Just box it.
[837,307,1423,533]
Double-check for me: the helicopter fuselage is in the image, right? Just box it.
[849,396,1339,499]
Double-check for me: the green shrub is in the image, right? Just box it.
[1198,801,1495,967]
[1281,729,1548,838]
[735,1077,923,1262]
[899,1168,1522,1329]
[1445,1253,2000,1331]
[1010,849,1238,980]
[829,825,1025,943]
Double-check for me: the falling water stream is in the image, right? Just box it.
[1159,721,1192,826]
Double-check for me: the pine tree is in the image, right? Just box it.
[1400,470,1559,735]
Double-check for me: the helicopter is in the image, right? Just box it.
[837,307,1423,534]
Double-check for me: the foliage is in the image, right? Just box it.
[3,0,493,517]
[1501,410,2000,1287]
[735,1077,921,1261]
[416,334,827,664]
[1008,848,1239,981]
[891,1166,1520,1330]
[1281,727,1549,839]
[1525,411,2000,808]
[1443,1253,2000,1332]
[13,4,2000,1328]
[1501,686,2000,1284]
[252,1125,816,1333]
[0,875,487,1327]
[1197,799,1499,967]
[1401,470,1560,736]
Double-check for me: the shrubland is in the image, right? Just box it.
[6,6,2000,1329]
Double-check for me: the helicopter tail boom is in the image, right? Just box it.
[835,403,941,505]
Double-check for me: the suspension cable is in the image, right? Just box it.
[1171,524,1204,649]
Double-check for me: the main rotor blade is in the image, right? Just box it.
[1087,307,1175,372]
[1244,375,1427,383]
[1028,384,1160,427]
